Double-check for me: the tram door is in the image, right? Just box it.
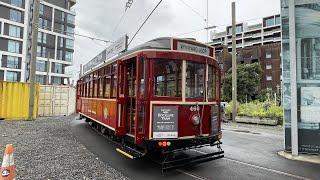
[125,59,137,136]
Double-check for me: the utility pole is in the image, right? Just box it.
[46,52,50,85]
[206,0,209,42]
[28,0,40,120]
[231,2,237,122]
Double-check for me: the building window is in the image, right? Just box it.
[59,37,64,48]
[37,32,47,44]
[61,11,65,22]
[66,26,74,36]
[54,63,63,74]
[36,60,46,72]
[37,46,41,57]
[10,9,22,23]
[10,0,23,7]
[6,71,19,82]
[67,14,75,24]
[65,51,73,62]
[265,18,275,27]
[66,39,74,49]
[275,16,281,25]
[266,75,272,81]
[52,77,61,84]
[39,18,50,30]
[8,25,21,38]
[61,24,65,34]
[36,75,45,84]
[266,64,272,70]
[39,4,44,15]
[57,50,63,60]
[8,40,20,53]
[7,56,19,69]
[42,33,47,44]
[266,51,272,58]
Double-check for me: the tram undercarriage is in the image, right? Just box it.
[81,116,224,171]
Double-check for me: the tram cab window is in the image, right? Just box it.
[186,62,205,98]
[208,65,216,99]
[154,59,182,97]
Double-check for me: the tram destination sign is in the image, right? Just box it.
[153,106,178,139]
[177,41,210,56]
[83,35,128,73]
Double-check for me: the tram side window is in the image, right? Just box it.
[98,78,103,98]
[111,75,117,98]
[186,62,205,98]
[93,79,98,97]
[104,77,111,98]
[86,82,90,97]
[90,80,94,97]
[154,59,182,97]
[208,65,216,99]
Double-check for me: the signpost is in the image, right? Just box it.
[83,35,128,73]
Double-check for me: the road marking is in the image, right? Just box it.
[176,169,211,180]
[191,149,312,180]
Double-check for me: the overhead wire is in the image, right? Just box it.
[128,0,163,46]
[110,0,134,40]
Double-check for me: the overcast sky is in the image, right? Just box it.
[67,0,280,82]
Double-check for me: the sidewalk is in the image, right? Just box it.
[222,121,283,136]
[0,115,129,180]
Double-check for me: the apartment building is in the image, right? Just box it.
[209,15,282,90]
[0,0,76,84]
[209,14,281,52]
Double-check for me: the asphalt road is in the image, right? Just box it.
[70,120,320,180]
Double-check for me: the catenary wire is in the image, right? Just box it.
[128,0,163,46]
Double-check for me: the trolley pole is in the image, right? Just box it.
[231,2,237,122]
[28,0,40,120]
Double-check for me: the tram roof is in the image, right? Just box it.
[81,37,212,77]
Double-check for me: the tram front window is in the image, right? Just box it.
[154,59,182,97]
[186,62,205,98]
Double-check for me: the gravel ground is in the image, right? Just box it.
[0,115,129,180]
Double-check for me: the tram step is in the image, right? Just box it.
[116,146,145,159]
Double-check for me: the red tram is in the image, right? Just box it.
[76,37,224,170]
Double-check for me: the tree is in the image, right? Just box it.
[222,63,263,103]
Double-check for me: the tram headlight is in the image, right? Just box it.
[192,115,200,126]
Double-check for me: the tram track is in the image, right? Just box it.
[89,120,311,180]
[191,149,313,180]
[88,120,212,179]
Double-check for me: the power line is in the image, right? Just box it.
[128,0,163,46]
[178,0,206,22]
[111,0,134,39]
[33,23,113,44]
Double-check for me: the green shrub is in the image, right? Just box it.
[237,101,283,120]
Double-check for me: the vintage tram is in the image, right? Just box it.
[76,37,224,170]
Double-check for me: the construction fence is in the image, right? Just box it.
[0,82,76,120]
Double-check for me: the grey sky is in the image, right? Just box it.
[67,0,280,82]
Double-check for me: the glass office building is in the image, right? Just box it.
[282,0,320,154]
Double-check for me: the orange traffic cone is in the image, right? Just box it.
[0,144,16,180]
